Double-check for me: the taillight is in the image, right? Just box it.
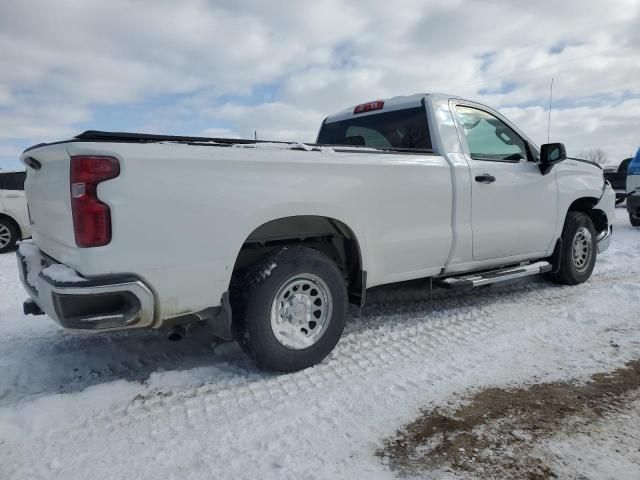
[353,100,384,114]
[70,156,120,248]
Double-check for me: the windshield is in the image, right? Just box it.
[317,107,431,150]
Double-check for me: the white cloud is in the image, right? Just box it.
[0,101,88,140]
[0,0,638,165]
[210,102,324,141]
[502,98,640,161]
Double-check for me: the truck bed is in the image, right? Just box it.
[25,130,434,155]
[22,135,452,324]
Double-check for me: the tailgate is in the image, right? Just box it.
[21,143,76,260]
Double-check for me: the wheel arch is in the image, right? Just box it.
[566,197,608,233]
[231,215,366,306]
[0,213,22,238]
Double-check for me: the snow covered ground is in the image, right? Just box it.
[1,208,638,480]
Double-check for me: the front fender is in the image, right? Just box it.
[552,160,608,248]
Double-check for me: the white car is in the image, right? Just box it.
[17,93,615,371]
[0,170,30,253]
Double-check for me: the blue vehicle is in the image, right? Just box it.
[627,148,640,226]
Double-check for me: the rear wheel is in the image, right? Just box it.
[0,219,18,253]
[233,246,348,372]
[548,211,597,285]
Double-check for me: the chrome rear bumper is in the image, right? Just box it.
[17,242,155,331]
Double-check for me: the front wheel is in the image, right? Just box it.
[548,211,597,285]
[630,212,640,227]
[0,219,18,254]
[233,246,348,372]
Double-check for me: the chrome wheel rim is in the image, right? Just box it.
[270,273,333,350]
[572,227,592,272]
[0,224,11,249]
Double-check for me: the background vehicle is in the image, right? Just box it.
[626,148,640,226]
[0,170,30,253]
[603,157,632,203]
[16,94,615,371]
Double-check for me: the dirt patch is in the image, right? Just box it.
[378,359,640,479]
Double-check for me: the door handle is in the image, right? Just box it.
[475,174,496,184]
[5,193,20,198]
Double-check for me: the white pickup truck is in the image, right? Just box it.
[17,93,615,371]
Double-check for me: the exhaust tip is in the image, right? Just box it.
[167,326,186,342]
[23,299,44,316]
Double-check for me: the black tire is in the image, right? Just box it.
[233,246,348,372]
[0,218,18,254]
[630,212,640,227]
[548,211,597,285]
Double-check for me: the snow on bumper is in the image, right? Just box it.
[16,242,155,331]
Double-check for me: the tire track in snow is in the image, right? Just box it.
[4,267,640,478]
[3,246,636,406]
[14,269,640,441]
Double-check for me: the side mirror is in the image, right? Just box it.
[539,142,566,174]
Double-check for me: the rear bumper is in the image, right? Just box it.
[17,242,155,331]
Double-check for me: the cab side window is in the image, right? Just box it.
[0,172,26,191]
[456,106,528,162]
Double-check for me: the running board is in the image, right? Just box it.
[437,261,552,289]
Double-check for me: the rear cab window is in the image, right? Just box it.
[317,106,432,151]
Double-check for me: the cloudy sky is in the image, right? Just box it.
[0,0,639,170]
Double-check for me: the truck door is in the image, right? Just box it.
[453,104,558,261]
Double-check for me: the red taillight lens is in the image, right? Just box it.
[70,156,120,248]
[354,100,384,114]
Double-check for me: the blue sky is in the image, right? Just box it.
[1,0,639,170]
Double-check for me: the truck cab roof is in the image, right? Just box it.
[319,92,541,157]
[324,93,463,123]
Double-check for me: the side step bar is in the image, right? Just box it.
[437,261,552,289]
